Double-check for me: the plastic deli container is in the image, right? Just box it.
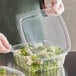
[13,10,71,73]
[0,66,25,76]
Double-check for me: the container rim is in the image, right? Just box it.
[12,42,68,60]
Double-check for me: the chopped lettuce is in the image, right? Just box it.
[31,62,42,73]
[20,47,29,56]
[31,54,40,61]
[0,68,6,75]
[55,47,62,55]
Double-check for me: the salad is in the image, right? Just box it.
[0,68,19,76]
[14,42,63,73]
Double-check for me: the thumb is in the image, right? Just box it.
[0,33,11,49]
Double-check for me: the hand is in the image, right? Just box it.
[44,0,64,16]
[0,33,11,53]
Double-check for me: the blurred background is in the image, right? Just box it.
[63,0,76,51]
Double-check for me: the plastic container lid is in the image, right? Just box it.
[0,66,25,76]
[16,10,71,53]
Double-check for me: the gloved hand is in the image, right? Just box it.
[43,0,64,16]
[0,33,11,53]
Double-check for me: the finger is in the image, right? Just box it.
[52,0,64,15]
[43,7,56,16]
[44,0,52,8]
[57,2,64,15]
[0,40,11,53]
[0,40,8,53]
[54,1,64,15]
[52,0,62,10]
[0,33,11,49]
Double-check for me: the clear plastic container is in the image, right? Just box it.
[14,10,71,73]
[0,66,25,76]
